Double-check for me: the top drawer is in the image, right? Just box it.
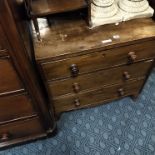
[41,40,155,81]
[0,24,9,56]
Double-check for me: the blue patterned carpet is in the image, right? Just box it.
[0,69,155,155]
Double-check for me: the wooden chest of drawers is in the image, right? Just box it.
[34,17,155,117]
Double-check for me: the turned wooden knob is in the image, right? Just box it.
[73,83,80,93]
[123,71,131,80]
[128,52,137,63]
[0,133,10,141]
[74,98,80,107]
[118,88,125,96]
[70,64,79,77]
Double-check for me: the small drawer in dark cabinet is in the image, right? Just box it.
[0,94,36,123]
[0,58,24,95]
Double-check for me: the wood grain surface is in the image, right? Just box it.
[34,18,155,61]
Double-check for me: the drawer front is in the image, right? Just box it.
[0,58,24,95]
[0,94,36,123]
[0,117,45,143]
[53,79,144,114]
[50,60,153,97]
[42,40,155,81]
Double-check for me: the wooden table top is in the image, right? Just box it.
[33,16,155,62]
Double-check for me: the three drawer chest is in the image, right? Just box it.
[33,15,155,118]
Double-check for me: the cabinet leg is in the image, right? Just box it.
[47,125,58,137]
[55,113,61,121]
[52,126,58,137]
[32,18,41,41]
[131,93,139,101]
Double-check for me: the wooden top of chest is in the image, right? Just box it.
[33,16,155,62]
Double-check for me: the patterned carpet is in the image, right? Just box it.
[0,69,155,155]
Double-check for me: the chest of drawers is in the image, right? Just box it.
[34,16,155,117]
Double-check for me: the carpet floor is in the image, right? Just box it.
[0,69,155,155]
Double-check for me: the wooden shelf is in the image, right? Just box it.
[31,0,87,17]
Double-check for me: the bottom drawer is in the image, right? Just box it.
[53,79,144,114]
[0,117,45,145]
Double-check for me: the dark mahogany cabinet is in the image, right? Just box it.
[0,0,56,148]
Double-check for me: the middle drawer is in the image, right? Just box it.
[49,60,153,97]
[0,93,36,124]
[0,58,24,95]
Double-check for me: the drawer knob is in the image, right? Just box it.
[70,64,79,77]
[0,133,10,141]
[118,88,125,96]
[128,52,137,63]
[73,83,80,93]
[123,71,131,80]
[74,98,80,107]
